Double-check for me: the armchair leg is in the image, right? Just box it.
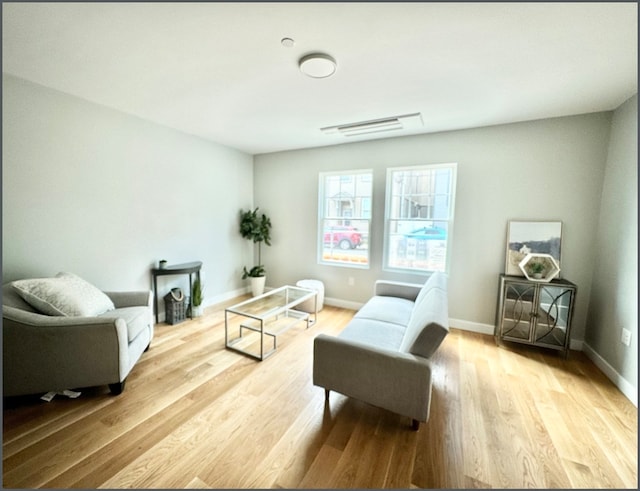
[412,419,420,431]
[324,389,330,401]
[109,380,126,395]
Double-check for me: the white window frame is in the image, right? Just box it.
[383,163,457,274]
[318,169,373,269]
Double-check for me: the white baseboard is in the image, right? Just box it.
[449,318,494,335]
[441,320,635,406]
[569,338,584,351]
[324,296,363,311]
[447,319,586,350]
[582,342,638,407]
[203,287,249,307]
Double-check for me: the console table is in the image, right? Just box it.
[151,261,202,324]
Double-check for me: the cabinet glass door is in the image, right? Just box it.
[534,285,573,348]
[501,282,536,341]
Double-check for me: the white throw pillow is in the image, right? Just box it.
[12,272,115,317]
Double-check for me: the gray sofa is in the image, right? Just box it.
[313,272,448,429]
[2,281,154,397]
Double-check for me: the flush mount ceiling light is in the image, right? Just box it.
[299,53,337,78]
[321,113,423,137]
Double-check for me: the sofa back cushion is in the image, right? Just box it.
[414,271,447,306]
[400,273,449,358]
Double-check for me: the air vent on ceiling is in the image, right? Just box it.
[321,113,423,137]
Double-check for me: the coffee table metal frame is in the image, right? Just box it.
[224,285,318,361]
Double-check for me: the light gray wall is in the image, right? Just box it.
[585,94,638,402]
[3,72,635,403]
[254,113,613,344]
[2,74,254,313]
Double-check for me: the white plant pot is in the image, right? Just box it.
[192,305,203,317]
[250,276,266,297]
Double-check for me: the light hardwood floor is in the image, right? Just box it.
[2,299,637,488]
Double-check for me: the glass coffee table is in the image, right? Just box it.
[225,285,318,361]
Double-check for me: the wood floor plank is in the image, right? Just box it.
[325,403,381,488]
[420,328,464,489]
[459,358,492,485]
[351,410,401,487]
[3,301,637,489]
[297,443,343,489]
[512,380,571,487]
[243,392,329,488]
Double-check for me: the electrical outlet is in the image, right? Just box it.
[621,328,631,346]
[348,277,355,286]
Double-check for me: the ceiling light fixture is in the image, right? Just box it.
[321,113,423,137]
[281,37,295,48]
[299,53,337,78]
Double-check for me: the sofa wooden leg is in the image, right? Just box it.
[324,389,330,401]
[412,419,420,431]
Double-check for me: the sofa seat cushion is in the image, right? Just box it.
[339,318,406,351]
[98,306,149,342]
[12,272,115,317]
[354,296,414,327]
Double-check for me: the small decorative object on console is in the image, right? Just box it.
[164,288,186,325]
[518,253,560,282]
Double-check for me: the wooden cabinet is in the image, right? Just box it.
[495,274,576,356]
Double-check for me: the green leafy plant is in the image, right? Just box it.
[242,265,265,279]
[528,261,545,275]
[192,277,203,307]
[239,207,272,278]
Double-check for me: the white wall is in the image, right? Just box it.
[2,74,254,315]
[584,94,638,405]
[254,113,613,344]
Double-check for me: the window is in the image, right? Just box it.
[318,170,372,268]
[384,163,457,273]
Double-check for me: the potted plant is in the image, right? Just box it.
[528,261,545,279]
[239,207,272,296]
[191,277,204,317]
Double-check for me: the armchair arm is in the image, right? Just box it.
[374,280,423,301]
[313,334,433,422]
[104,291,153,309]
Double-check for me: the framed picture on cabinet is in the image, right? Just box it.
[505,220,562,277]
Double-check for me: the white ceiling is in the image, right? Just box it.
[2,2,637,155]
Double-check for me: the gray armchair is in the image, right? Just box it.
[2,282,154,397]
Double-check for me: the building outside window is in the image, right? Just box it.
[384,163,457,273]
[318,170,372,268]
